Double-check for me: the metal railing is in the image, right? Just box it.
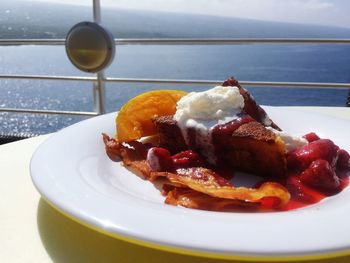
[1,37,350,116]
[0,0,348,143]
[1,38,350,46]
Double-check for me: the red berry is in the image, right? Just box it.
[337,149,350,170]
[303,132,320,143]
[147,147,173,171]
[287,139,339,170]
[172,150,205,169]
[300,159,340,191]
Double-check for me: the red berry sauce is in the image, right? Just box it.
[147,131,350,211]
[172,150,205,169]
[212,113,255,136]
[282,172,349,211]
[282,135,350,211]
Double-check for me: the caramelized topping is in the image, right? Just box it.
[165,167,290,207]
[164,187,260,212]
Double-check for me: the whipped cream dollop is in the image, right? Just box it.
[174,85,244,163]
[174,85,244,125]
[267,127,308,151]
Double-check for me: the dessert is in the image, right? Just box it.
[103,77,350,212]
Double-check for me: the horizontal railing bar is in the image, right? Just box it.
[0,108,98,116]
[115,38,350,45]
[0,39,65,45]
[242,81,350,89]
[0,74,349,89]
[105,77,219,85]
[105,77,350,89]
[0,74,96,81]
[1,38,350,46]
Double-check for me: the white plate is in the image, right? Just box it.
[30,107,350,261]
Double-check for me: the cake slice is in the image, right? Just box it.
[153,78,287,177]
[154,115,286,177]
[212,121,286,177]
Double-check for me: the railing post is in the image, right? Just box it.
[93,71,106,114]
[93,0,101,24]
[92,0,106,115]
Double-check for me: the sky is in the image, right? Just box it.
[39,0,350,28]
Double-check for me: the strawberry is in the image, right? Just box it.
[287,139,339,170]
[300,159,340,191]
[147,147,174,171]
[303,132,320,143]
[337,149,350,170]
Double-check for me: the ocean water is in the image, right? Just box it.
[0,44,349,134]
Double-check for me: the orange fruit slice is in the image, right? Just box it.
[116,90,188,142]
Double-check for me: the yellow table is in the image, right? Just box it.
[1,107,350,263]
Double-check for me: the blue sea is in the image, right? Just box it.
[0,44,349,134]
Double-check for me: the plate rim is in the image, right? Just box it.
[39,195,350,262]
